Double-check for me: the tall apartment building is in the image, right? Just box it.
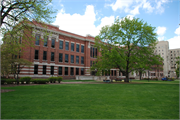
[155,41,180,78]
[168,48,180,77]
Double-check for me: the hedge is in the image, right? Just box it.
[48,77,63,83]
[20,77,31,84]
[30,79,49,84]
[1,79,16,84]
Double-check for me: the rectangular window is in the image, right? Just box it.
[59,53,63,62]
[59,41,63,49]
[43,65,46,75]
[81,56,84,64]
[51,52,54,61]
[111,70,113,76]
[90,47,92,57]
[90,61,92,66]
[65,54,69,63]
[71,43,74,51]
[65,42,69,50]
[44,36,48,47]
[51,66,54,75]
[34,65,38,74]
[81,68,84,75]
[76,68,79,75]
[71,67,74,75]
[71,55,74,63]
[58,67,62,75]
[65,67,68,75]
[81,45,84,53]
[51,38,55,48]
[114,70,116,76]
[35,34,40,45]
[76,56,79,64]
[76,44,79,52]
[34,50,39,59]
[43,51,47,60]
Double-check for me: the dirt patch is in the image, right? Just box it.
[1,89,15,93]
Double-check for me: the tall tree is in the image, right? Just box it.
[92,17,162,82]
[176,57,180,78]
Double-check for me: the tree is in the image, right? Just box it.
[1,29,32,85]
[92,17,162,82]
[176,57,180,78]
[1,0,55,38]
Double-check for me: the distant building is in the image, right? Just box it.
[155,41,180,78]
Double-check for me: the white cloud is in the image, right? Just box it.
[167,36,180,49]
[175,26,180,35]
[167,26,180,49]
[53,5,115,37]
[158,36,165,41]
[157,26,167,36]
[107,0,169,16]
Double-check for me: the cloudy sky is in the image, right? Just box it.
[50,0,180,49]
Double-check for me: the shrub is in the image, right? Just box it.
[48,77,57,83]
[5,79,16,84]
[57,77,63,83]
[30,79,49,84]
[20,77,31,84]
[1,79,6,85]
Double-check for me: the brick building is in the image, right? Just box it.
[19,21,100,79]
[18,21,163,80]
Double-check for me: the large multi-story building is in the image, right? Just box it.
[13,21,167,80]
[155,41,180,78]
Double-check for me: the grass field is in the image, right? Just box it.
[1,83,179,119]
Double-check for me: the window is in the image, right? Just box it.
[59,53,63,62]
[65,67,68,75]
[76,56,79,64]
[58,67,62,75]
[51,38,55,48]
[71,43,74,51]
[43,51,47,60]
[34,65,38,74]
[90,61,92,66]
[71,67,74,75]
[34,50,39,59]
[90,46,97,58]
[59,41,63,49]
[51,66,54,75]
[81,45,84,53]
[65,54,69,63]
[65,42,69,50]
[44,36,48,47]
[81,56,84,64]
[35,34,40,45]
[111,70,113,76]
[76,68,79,75]
[51,52,54,61]
[76,44,79,52]
[114,70,116,76]
[43,65,46,75]
[71,55,74,63]
[81,68,84,75]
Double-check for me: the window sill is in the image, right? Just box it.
[34,59,39,61]
[42,60,47,61]
[50,61,55,62]
[35,45,40,46]
[51,47,55,49]
[43,46,48,47]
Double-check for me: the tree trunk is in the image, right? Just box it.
[139,71,142,80]
[125,73,129,82]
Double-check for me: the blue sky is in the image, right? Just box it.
[51,0,180,49]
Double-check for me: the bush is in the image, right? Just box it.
[57,77,63,83]
[20,77,31,84]
[2,79,16,84]
[1,79,6,85]
[48,77,57,83]
[30,79,49,84]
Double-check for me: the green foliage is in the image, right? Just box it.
[175,57,180,78]
[57,77,63,83]
[1,79,16,84]
[30,79,49,84]
[20,77,31,84]
[92,16,162,82]
[48,77,58,83]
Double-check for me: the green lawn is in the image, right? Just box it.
[1,83,179,119]
[62,80,96,82]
